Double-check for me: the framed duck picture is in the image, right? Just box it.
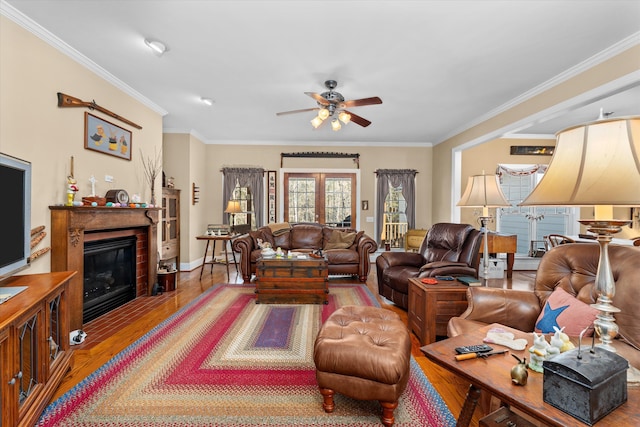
[84,112,132,160]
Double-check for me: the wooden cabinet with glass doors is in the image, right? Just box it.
[161,188,180,270]
[0,271,76,427]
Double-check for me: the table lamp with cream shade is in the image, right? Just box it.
[520,115,640,352]
[224,200,243,233]
[457,172,511,280]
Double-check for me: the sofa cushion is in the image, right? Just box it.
[273,231,291,250]
[325,248,360,265]
[534,287,599,337]
[289,223,323,250]
[324,230,357,250]
[250,229,274,248]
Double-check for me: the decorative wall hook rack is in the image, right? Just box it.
[192,183,200,205]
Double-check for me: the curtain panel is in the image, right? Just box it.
[375,169,418,245]
[222,167,265,228]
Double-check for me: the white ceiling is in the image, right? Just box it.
[3,0,640,145]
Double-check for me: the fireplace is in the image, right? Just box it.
[83,235,137,323]
[50,206,160,330]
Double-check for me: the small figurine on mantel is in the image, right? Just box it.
[66,175,79,206]
[89,175,97,197]
[66,156,79,206]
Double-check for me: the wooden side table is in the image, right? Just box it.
[196,235,238,281]
[408,278,469,345]
[478,232,517,278]
[420,323,640,427]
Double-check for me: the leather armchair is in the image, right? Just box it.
[448,243,640,369]
[376,223,482,310]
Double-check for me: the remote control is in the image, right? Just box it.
[455,344,493,355]
[435,275,454,281]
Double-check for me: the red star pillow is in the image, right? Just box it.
[535,287,599,337]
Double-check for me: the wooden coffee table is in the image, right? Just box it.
[408,277,469,345]
[420,323,640,426]
[255,255,328,304]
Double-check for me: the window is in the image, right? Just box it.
[497,165,577,255]
[222,167,264,229]
[375,169,417,246]
[284,173,355,227]
[231,185,254,228]
[382,186,407,248]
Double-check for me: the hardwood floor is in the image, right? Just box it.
[51,261,536,426]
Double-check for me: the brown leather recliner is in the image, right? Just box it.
[376,223,482,310]
[448,243,640,369]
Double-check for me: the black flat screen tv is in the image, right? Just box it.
[0,152,32,281]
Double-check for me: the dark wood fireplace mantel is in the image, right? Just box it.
[50,206,160,330]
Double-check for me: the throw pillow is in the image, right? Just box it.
[324,231,357,250]
[535,287,599,336]
[347,230,364,250]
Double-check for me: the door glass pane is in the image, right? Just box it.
[49,295,61,363]
[287,177,316,222]
[325,177,352,227]
[19,314,39,405]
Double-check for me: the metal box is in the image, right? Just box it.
[543,346,628,425]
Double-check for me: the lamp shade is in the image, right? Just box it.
[457,174,511,208]
[520,116,640,207]
[224,200,243,214]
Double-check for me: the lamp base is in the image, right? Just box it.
[479,216,491,282]
[578,219,631,352]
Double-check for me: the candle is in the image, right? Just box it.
[70,156,74,178]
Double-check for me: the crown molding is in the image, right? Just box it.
[1,0,168,116]
[439,31,640,144]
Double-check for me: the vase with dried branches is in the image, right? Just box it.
[141,148,162,206]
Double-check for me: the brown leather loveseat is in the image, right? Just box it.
[232,222,377,283]
[448,243,640,368]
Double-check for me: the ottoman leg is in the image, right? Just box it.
[319,387,335,413]
[380,401,398,427]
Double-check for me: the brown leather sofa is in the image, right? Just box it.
[232,223,377,282]
[376,223,483,310]
[448,243,640,368]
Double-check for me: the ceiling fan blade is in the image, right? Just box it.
[344,110,371,127]
[305,92,330,106]
[276,107,319,116]
[340,96,382,108]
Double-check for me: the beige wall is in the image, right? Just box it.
[433,45,640,226]
[1,16,164,275]
[168,142,433,270]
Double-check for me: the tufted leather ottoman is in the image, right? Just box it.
[313,305,411,427]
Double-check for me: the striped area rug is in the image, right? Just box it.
[38,284,455,426]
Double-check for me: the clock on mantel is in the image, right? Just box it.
[104,189,129,204]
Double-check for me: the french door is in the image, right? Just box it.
[284,173,356,227]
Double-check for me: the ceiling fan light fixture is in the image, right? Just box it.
[144,38,166,56]
[331,119,341,131]
[339,111,351,124]
[311,116,323,129]
[318,108,330,120]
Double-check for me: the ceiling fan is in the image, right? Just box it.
[276,80,382,129]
